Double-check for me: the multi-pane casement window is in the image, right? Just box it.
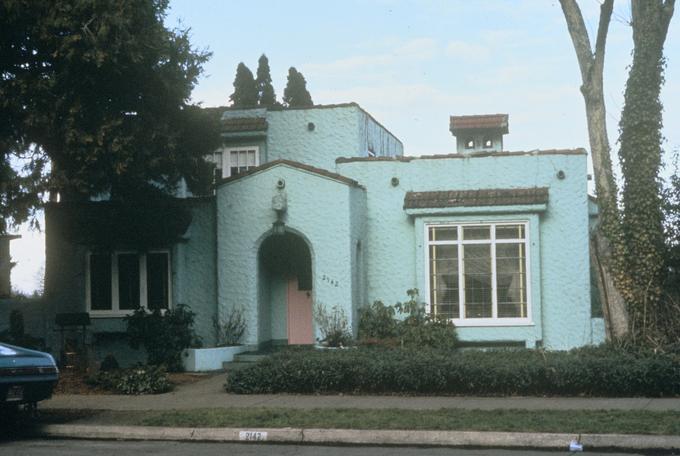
[223,146,259,178]
[427,222,530,324]
[87,251,170,316]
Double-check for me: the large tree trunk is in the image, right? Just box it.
[591,233,629,339]
[618,0,675,344]
[560,0,630,339]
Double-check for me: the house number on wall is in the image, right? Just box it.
[321,274,339,287]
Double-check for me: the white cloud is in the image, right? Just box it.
[445,40,489,60]
[302,37,438,78]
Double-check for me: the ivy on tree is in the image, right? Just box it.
[230,62,258,108]
[256,54,277,107]
[0,0,220,234]
[283,67,314,108]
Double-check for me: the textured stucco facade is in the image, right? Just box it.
[337,152,595,349]
[41,104,603,364]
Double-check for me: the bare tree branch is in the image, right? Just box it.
[593,0,614,79]
[559,0,594,84]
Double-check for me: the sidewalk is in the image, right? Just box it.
[43,371,680,412]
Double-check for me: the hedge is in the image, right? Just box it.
[225,346,680,397]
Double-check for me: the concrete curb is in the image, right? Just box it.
[36,424,680,450]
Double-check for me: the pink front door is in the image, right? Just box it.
[287,278,314,345]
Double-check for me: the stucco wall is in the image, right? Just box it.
[216,164,363,345]
[265,105,402,172]
[337,151,592,350]
[173,199,217,344]
[358,110,403,158]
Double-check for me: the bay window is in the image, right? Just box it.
[427,222,530,324]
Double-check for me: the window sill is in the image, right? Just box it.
[88,311,135,319]
[450,319,534,328]
[88,308,169,318]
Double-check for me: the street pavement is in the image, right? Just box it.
[0,439,667,456]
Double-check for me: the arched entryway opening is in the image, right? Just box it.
[258,231,313,345]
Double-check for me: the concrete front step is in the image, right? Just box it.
[222,361,255,371]
[232,353,269,363]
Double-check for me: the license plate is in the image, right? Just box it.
[6,385,23,402]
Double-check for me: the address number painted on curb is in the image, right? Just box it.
[239,431,268,441]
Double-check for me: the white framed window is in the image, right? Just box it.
[426,222,531,326]
[86,250,171,316]
[222,146,259,178]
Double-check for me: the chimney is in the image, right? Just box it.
[449,114,509,154]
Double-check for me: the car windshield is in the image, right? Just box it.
[0,345,19,356]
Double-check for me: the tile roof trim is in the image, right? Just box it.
[403,187,549,210]
[216,159,364,189]
[449,114,509,133]
[336,148,586,164]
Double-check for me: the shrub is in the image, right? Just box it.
[395,289,458,350]
[88,365,171,395]
[314,304,353,347]
[125,304,201,371]
[358,301,397,341]
[225,345,680,397]
[212,307,246,346]
[358,290,458,349]
[100,354,119,372]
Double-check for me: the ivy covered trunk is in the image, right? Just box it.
[618,0,675,344]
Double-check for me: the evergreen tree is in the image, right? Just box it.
[256,54,277,107]
[229,63,258,108]
[282,67,313,108]
[0,0,215,230]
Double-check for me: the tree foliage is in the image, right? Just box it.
[256,54,277,107]
[283,67,313,107]
[229,62,258,108]
[0,0,218,234]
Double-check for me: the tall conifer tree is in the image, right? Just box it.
[256,54,277,107]
[229,63,258,107]
[282,67,313,107]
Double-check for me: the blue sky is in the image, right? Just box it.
[10,0,680,293]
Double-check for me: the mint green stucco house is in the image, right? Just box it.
[44,103,604,364]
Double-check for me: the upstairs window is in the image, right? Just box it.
[223,146,259,178]
[465,138,475,149]
[87,251,171,316]
[427,222,530,325]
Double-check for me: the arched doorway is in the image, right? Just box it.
[258,231,313,345]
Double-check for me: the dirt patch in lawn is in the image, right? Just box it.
[167,372,212,387]
[53,369,106,395]
[53,369,212,395]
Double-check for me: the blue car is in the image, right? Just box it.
[0,343,59,411]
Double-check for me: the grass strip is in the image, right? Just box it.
[115,408,680,435]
